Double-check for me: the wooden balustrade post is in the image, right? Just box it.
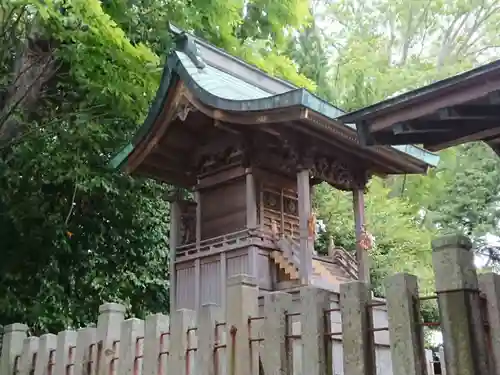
[0,323,28,375]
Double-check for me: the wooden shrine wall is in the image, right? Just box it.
[259,181,300,239]
[199,173,246,240]
[175,248,253,309]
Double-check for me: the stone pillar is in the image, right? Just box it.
[54,330,77,375]
[300,287,332,375]
[19,336,38,375]
[143,313,170,375]
[439,347,446,375]
[478,272,500,375]
[0,323,28,375]
[169,309,196,375]
[75,327,96,375]
[169,200,181,313]
[118,318,145,375]
[226,275,259,375]
[353,188,370,284]
[432,235,489,375]
[261,292,293,375]
[197,304,223,375]
[385,273,427,375]
[96,303,126,375]
[34,333,56,375]
[340,281,375,375]
[297,168,312,285]
[425,350,435,375]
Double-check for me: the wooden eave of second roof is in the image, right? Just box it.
[338,59,500,153]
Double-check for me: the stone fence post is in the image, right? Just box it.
[226,274,259,375]
[340,281,375,375]
[432,235,489,375]
[479,273,500,375]
[385,273,427,375]
[300,287,332,375]
[0,323,28,375]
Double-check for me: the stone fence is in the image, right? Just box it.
[1,234,500,375]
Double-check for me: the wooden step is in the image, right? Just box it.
[270,250,299,280]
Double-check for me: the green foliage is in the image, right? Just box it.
[0,0,314,332]
[314,180,435,296]
[0,0,169,333]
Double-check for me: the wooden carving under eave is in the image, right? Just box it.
[310,156,369,191]
[195,145,243,175]
[252,142,370,190]
[175,101,197,122]
[178,200,197,245]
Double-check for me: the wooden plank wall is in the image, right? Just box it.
[175,248,252,309]
[199,176,246,239]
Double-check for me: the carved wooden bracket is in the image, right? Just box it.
[176,102,196,121]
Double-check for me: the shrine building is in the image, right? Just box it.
[110,25,438,312]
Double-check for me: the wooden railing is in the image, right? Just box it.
[176,229,252,257]
[330,247,359,279]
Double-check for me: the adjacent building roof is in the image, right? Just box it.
[339,60,500,154]
[110,25,439,186]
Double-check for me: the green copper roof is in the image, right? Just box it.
[110,26,439,170]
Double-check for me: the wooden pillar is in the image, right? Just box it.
[297,168,312,285]
[246,169,259,281]
[246,169,258,229]
[195,190,201,310]
[195,190,202,247]
[353,188,370,284]
[169,200,182,313]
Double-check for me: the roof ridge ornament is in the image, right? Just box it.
[169,23,206,69]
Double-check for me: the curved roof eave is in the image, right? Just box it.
[110,47,439,171]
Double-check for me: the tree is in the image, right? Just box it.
[0,0,316,333]
[0,0,170,333]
